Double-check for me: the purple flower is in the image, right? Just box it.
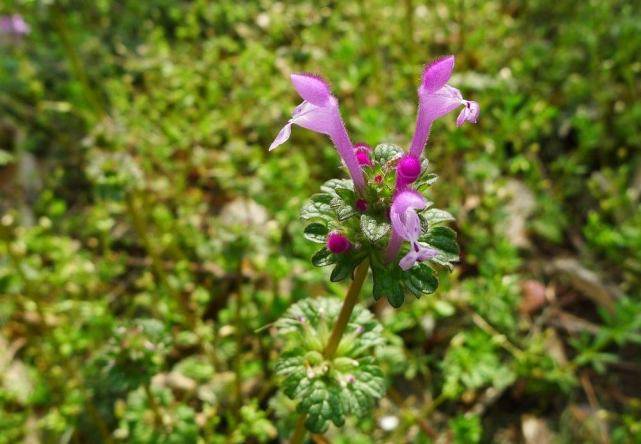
[0,15,30,37]
[409,56,479,158]
[386,190,437,270]
[326,231,351,254]
[395,155,421,192]
[270,73,366,191]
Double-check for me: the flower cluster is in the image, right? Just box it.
[271,56,478,306]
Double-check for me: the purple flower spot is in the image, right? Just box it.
[326,231,351,254]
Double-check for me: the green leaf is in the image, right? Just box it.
[321,179,354,195]
[372,264,404,307]
[423,226,460,255]
[360,214,391,243]
[424,208,455,226]
[310,193,334,204]
[301,199,333,221]
[330,197,358,221]
[311,248,335,267]
[429,249,460,270]
[415,173,439,192]
[373,143,403,164]
[330,259,353,282]
[304,223,329,243]
[404,263,438,296]
[335,187,356,205]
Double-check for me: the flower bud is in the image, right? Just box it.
[326,231,351,254]
[355,198,368,213]
[397,155,421,183]
[354,143,372,167]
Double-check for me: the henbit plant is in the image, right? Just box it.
[269,55,478,441]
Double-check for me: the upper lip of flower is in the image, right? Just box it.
[269,73,366,192]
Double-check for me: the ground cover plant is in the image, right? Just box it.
[1,0,640,443]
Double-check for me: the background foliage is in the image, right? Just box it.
[1,0,640,442]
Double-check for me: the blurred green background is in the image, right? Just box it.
[1,0,640,442]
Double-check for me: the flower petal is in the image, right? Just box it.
[399,250,419,271]
[421,55,455,94]
[290,101,338,135]
[268,122,292,151]
[456,100,480,127]
[416,245,437,262]
[404,209,421,241]
[390,190,427,239]
[290,73,332,107]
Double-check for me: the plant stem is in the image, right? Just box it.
[289,260,370,444]
[290,416,307,444]
[323,260,370,358]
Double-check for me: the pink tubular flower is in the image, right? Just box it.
[0,15,30,36]
[408,56,479,158]
[270,73,366,192]
[386,191,437,270]
[327,231,351,254]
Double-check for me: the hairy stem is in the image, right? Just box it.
[323,259,370,358]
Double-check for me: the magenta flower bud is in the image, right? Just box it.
[355,198,368,213]
[354,143,373,167]
[326,231,351,254]
[395,155,421,191]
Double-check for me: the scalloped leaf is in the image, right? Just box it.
[311,248,336,267]
[404,263,439,296]
[301,198,334,221]
[304,223,329,243]
[330,197,358,221]
[321,178,354,195]
[274,298,386,434]
[372,263,404,307]
[424,208,456,226]
[360,214,391,243]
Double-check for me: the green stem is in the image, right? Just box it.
[323,260,370,358]
[290,259,370,444]
[290,416,307,444]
